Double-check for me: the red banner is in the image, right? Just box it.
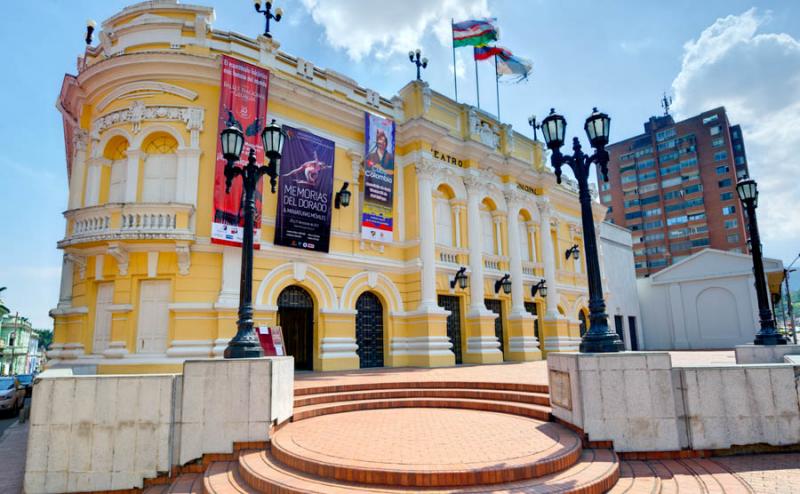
[212,55,270,247]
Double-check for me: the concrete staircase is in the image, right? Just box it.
[147,380,754,493]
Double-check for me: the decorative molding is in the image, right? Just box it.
[96,81,199,111]
[347,150,363,183]
[65,253,87,279]
[421,82,432,114]
[365,89,380,108]
[107,242,129,275]
[91,101,205,146]
[176,242,191,276]
[415,158,442,181]
[293,262,308,282]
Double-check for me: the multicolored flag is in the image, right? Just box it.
[496,47,533,81]
[452,18,498,48]
[473,45,503,61]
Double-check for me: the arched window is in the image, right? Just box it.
[142,133,178,203]
[480,206,494,254]
[434,197,453,247]
[519,216,530,261]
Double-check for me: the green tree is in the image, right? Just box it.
[34,329,53,350]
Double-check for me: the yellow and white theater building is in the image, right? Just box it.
[48,0,607,375]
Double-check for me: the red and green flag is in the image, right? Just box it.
[452,18,498,48]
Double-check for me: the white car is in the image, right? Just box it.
[0,377,25,416]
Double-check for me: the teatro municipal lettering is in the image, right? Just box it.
[431,149,463,168]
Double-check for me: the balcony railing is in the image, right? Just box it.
[60,202,195,247]
[522,260,543,276]
[436,245,467,265]
[483,254,507,271]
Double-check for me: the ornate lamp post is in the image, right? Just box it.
[220,119,286,358]
[85,19,96,45]
[736,178,787,345]
[408,49,428,81]
[254,0,283,38]
[528,114,539,141]
[541,108,623,353]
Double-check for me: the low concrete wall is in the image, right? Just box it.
[24,357,294,494]
[735,344,800,364]
[548,352,800,453]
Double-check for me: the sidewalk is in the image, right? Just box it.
[0,418,28,494]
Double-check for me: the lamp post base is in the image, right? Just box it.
[579,329,625,353]
[753,332,788,346]
[223,338,265,359]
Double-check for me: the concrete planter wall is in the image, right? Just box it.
[24,357,293,493]
[548,352,800,452]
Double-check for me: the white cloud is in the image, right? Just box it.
[671,9,800,248]
[449,50,467,80]
[298,0,490,61]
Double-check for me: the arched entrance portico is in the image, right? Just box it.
[277,285,314,370]
[355,291,384,368]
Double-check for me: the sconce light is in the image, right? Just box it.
[565,244,580,260]
[335,182,351,209]
[531,279,547,298]
[494,273,512,294]
[450,266,468,290]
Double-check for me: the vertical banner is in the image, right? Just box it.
[211,55,270,247]
[274,126,335,253]
[362,113,396,243]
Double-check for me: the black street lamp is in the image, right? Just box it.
[408,49,428,81]
[541,107,623,353]
[254,0,283,38]
[736,178,787,345]
[565,244,580,261]
[85,19,96,45]
[528,114,539,141]
[221,119,286,358]
[450,266,469,290]
[494,273,512,294]
[531,279,547,298]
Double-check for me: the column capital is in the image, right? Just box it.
[415,158,441,181]
[463,173,487,196]
[451,200,466,212]
[568,223,582,235]
[491,211,505,223]
[503,187,528,211]
[535,196,552,216]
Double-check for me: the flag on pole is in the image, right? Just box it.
[452,18,498,48]
[473,45,503,61]
[495,47,533,82]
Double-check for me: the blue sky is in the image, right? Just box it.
[1,1,799,327]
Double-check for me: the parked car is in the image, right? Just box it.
[0,377,25,416]
[16,374,33,397]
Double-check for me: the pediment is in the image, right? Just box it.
[96,81,198,111]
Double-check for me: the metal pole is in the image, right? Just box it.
[474,49,480,109]
[451,19,458,102]
[746,200,786,345]
[224,149,265,358]
[494,54,500,121]
[786,269,797,344]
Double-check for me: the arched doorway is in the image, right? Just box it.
[355,291,384,368]
[578,310,588,337]
[277,286,314,370]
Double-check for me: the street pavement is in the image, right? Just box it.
[0,415,28,493]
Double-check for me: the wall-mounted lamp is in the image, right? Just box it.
[86,19,96,45]
[531,279,547,298]
[335,182,351,209]
[494,273,512,294]
[565,244,580,261]
[450,266,468,290]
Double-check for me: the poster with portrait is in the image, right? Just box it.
[361,113,396,243]
[274,126,335,253]
[211,55,270,247]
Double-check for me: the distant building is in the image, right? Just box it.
[1,313,42,375]
[599,222,643,350]
[599,107,750,277]
[637,249,783,350]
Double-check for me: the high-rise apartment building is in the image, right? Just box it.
[598,107,750,277]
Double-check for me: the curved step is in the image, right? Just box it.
[271,408,581,487]
[294,387,550,408]
[166,473,203,494]
[237,448,619,493]
[204,461,257,494]
[293,396,551,421]
[295,380,549,397]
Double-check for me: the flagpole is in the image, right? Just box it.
[451,19,458,102]
[494,54,500,121]
[474,48,481,109]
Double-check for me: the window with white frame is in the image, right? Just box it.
[518,218,530,261]
[434,197,453,247]
[480,208,494,254]
[108,160,127,203]
[142,135,178,203]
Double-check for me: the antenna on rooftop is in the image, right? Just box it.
[661,92,672,116]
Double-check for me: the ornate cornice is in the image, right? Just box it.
[91,101,204,141]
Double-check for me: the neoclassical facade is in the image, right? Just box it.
[49,0,609,374]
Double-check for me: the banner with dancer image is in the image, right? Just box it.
[211,55,270,247]
[274,126,335,253]
[361,113,396,243]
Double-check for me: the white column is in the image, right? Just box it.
[57,254,74,309]
[176,148,202,205]
[528,224,537,262]
[416,161,439,311]
[84,159,103,207]
[68,133,89,210]
[348,151,363,234]
[493,214,503,256]
[124,150,142,203]
[506,206,526,315]
[465,178,488,314]
[453,204,463,248]
[538,199,560,318]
